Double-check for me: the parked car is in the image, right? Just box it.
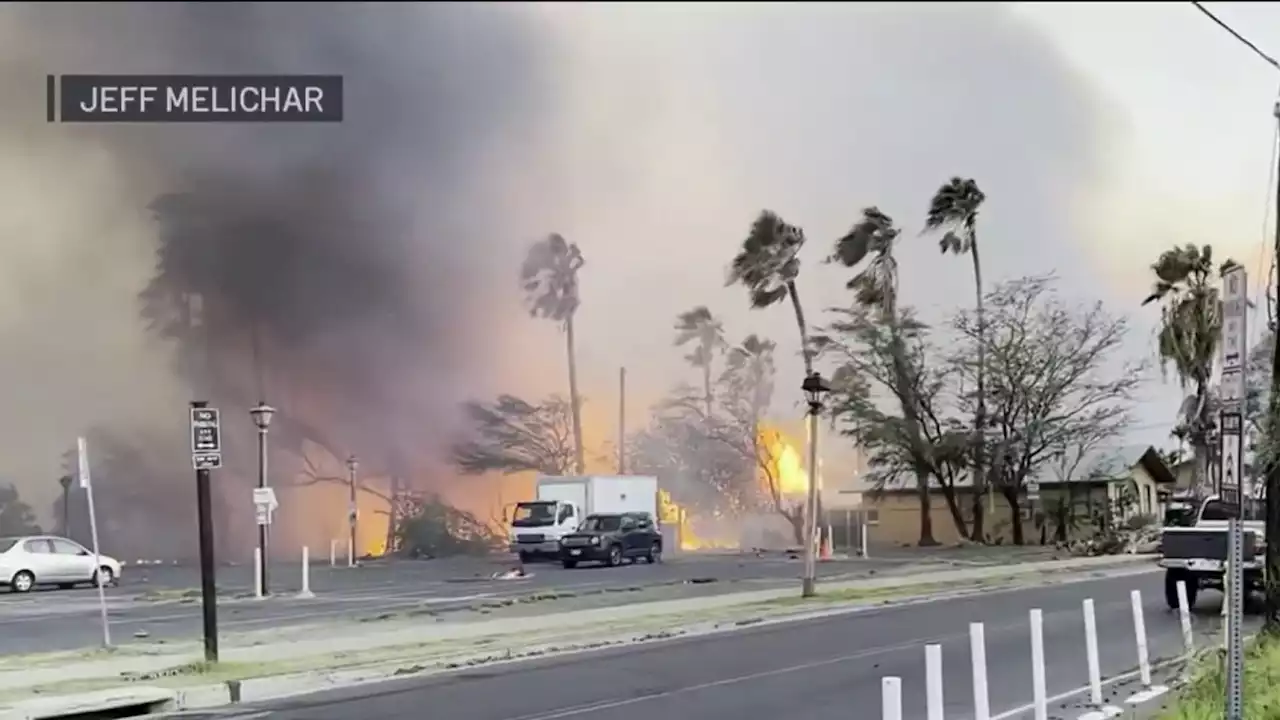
[558,512,663,568]
[0,536,122,593]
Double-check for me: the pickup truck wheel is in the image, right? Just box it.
[606,545,622,567]
[562,560,577,569]
[518,552,532,564]
[1165,570,1198,610]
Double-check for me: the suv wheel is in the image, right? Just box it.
[646,542,662,564]
[606,544,622,567]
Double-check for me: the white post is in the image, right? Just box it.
[970,623,990,720]
[882,676,902,720]
[1030,608,1048,720]
[1130,589,1151,687]
[1083,599,1102,706]
[329,538,337,567]
[926,644,944,720]
[347,536,355,567]
[78,437,111,648]
[1176,580,1195,655]
[254,547,264,599]
[297,546,314,598]
[861,515,869,559]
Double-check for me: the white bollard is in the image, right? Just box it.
[1222,563,1229,650]
[1030,608,1048,720]
[970,622,990,720]
[926,644,944,720]
[297,546,314,599]
[329,539,338,567]
[347,537,355,567]
[1176,580,1194,655]
[253,547,264,599]
[1131,589,1151,687]
[882,676,902,720]
[1083,599,1103,706]
[861,521,869,559]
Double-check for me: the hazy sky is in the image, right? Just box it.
[0,2,1276,513]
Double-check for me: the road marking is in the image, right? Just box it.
[1077,707,1122,720]
[992,661,1183,719]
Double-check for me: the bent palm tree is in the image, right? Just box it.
[830,207,938,546]
[925,177,988,542]
[1142,244,1231,500]
[674,306,727,418]
[521,233,587,474]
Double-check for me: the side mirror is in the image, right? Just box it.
[78,550,90,556]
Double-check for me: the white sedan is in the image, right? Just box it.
[0,536,122,592]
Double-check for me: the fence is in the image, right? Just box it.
[878,584,1190,720]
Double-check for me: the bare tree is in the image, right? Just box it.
[955,276,1139,544]
[816,307,972,540]
[451,394,578,476]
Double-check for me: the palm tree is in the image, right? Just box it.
[1142,244,1233,500]
[520,233,587,475]
[830,207,939,546]
[727,211,824,591]
[925,177,988,542]
[674,306,727,417]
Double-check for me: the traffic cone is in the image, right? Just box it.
[820,526,834,561]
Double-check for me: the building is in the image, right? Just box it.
[821,444,1176,547]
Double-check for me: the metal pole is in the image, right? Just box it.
[802,407,819,597]
[618,367,627,474]
[348,458,358,566]
[1226,518,1245,719]
[1267,100,1280,630]
[192,401,219,663]
[257,426,269,595]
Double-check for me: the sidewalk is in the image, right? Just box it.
[0,554,1155,716]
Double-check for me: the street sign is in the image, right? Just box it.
[192,453,222,470]
[76,436,91,489]
[1220,422,1243,516]
[1222,266,1247,371]
[190,407,222,454]
[1220,368,1245,412]
[1026,480,1040,502]
[252,487,278,526]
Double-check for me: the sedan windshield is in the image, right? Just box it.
[0,538,20,553]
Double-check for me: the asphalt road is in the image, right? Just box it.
[0,553,910,655]
[242,569,1246,720]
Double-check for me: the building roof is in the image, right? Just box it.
[865,444,1176,494]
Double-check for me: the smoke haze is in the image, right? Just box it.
[0,3,1168,545]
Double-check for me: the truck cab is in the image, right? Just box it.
[509,500,581,561]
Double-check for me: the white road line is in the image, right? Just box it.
[1125,685,1169,704]
[1077,706,1122,720]
[993,657,1184,720]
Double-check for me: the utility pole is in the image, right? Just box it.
[1266,100,1280,631]
[618,367,627,473]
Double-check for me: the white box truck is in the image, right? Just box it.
[507,475,658,561]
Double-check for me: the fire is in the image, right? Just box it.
[761,427,809,497]
[658,489,735,550]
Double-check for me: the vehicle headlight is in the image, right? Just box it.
[590,536,600,546]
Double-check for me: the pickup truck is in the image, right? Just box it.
[1159,495,1265,609]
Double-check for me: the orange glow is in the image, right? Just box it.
[760,426,809,498]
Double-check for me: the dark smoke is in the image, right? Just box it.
[0,3,562,551]
[3,2,556,464]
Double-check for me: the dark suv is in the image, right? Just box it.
[558,512,662,568]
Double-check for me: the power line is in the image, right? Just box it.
[1190,1,1280,71]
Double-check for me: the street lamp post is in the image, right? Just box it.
[249,402,275,595]
[346,454,359,567]
[58,475,72,536]
[801,371,831,598]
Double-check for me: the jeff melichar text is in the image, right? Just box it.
[52,74,344,123]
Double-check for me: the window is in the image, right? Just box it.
[581,515,622,532]
[557,505,575,524]
[23,539,52,554]
[0,538,19,554]
[864,509,880,525]
[50,539,85,556]
[620,516,638,531]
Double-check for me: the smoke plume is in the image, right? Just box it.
[0,3,561,538]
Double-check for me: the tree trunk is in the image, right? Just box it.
[565,314,587,475]
[703,362,714,419]
[1004,489,1024,545]
[938,484,968,540]
[916,468,936,546]
[969,239,987,543]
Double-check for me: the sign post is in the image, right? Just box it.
[1219,264,1247,715]
[77,437,111,648]
[190,402,221,663]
